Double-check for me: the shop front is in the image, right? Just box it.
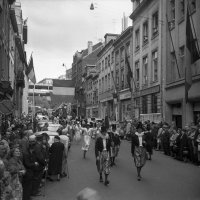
[119,91,131,122]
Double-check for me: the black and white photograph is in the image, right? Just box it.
[0,0,200,200]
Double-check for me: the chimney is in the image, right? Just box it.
[88,41,93,55]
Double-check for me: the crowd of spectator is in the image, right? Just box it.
[122,119,200,166]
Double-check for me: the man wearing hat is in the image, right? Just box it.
[48,135,64,181]
[95,126,111,186]
[22,135,40,199]
[31,134,46,196]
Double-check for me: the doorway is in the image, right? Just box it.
[172,115,182,129]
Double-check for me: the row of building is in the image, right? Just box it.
[72,0,200,128]
[0,0,30,121]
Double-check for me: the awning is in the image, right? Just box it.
[0,100,14,115]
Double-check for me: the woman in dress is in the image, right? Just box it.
[81,123,93,159]
[95,126,111,186]
[8,147,26,200]
[131,122,147,181]
[74,122,82,144]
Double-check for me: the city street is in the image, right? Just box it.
[36,139,200,200]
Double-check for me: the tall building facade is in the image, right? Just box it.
[72,41,102,117]
[83,65,99,118]
[97,34,118,121]
[165,0,200,127]
[130,0,167,123]
[113,27,133,122]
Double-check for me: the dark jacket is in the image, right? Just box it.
[95,136,111,157]
[131,133,146,155]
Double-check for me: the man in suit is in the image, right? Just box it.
[48,136,64,181]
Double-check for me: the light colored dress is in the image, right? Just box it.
[74,125,82,142]
[81,128,93,151]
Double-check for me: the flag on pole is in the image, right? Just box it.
[27,54,36,84]
[185,8,200,103]
[125,49,133,92]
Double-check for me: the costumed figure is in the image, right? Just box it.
[131,122,147,181]
[74,122,82,143]
[95,126,111,186]
[81,123,93,159]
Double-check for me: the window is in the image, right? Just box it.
[99,79,101,93]
[102,60,104,71]
[102,77,104,92]
[108,73,110,90]
[152,50,158,82]
[111,51,114,64]
[170,51,176,80]
[121,68,124,89]
[170,0,175,20]
[105,57,108,69]
[135,61,140,89]
[105,75,107,91]
[116,70,119,86]
[179,0,185,18]
[152,11,158,37]
[143,21,148,45]
[190,0,196,12]
[108,55,110,67]
[179,46,184,75]
[143,56,148,85]
[120,47,125,61]
[115,51,119,64]
[135,29,140,50]
[142,95,148,114]
[111,71,114,89]
[126,42,130,56]
[151,94,157,113]
[135,98,140,108]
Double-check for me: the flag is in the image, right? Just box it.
[185,8,200,103]
[27,55,36,84]
[125,49,133,92]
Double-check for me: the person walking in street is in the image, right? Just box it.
[145,124,154,160]
[162,123,171,156]
[95,126,111,186]
[48,135,64,181]
[131,122,147,181]
[74,121,82,144]
[81,123,93,159]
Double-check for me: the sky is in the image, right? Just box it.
[20,0,132,82]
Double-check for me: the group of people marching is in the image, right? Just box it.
[1,113,200,200]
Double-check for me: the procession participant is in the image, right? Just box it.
[162,123,171,156]
[60,134,69,177]
[112,124,121,161]
[81,123,93,159]
[145,124,154,160]
[107,127,115,167]
[74,121,82,143]
[95,126,111,186]
[48,135,64,181]
[131,122,147,181]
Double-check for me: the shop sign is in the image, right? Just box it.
[140,113,161,123]
[119,92,131,100]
